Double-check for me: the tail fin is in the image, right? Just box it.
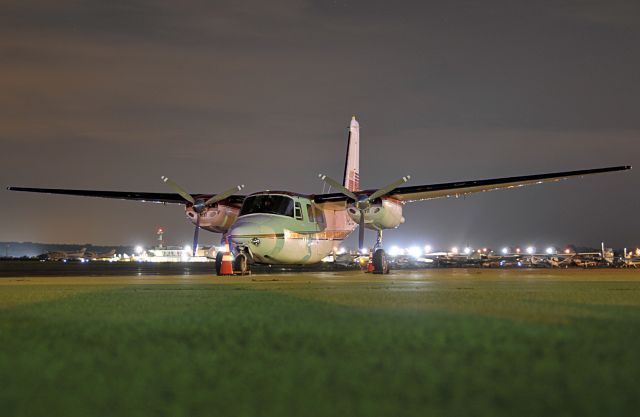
[342,116,360,192]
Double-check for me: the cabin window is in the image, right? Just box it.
[294,202,303,220]
[306,204,315,223]
[239,195,294,217]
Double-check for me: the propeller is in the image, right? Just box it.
[161,176,244,256]
[318,174,410,254]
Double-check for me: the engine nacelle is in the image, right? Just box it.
[347,199,404,230]
[185,203,240,233]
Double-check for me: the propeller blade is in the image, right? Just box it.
[204,184,245,206]
[318,174,358,200]
[367,175,411,201]
[192,214,201,257]
[161,176,195,204]
[358,209,365,253]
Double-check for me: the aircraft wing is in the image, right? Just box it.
[6,187,246,205]
[314,165,631,204]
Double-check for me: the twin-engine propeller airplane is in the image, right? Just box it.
[8,117,631,274]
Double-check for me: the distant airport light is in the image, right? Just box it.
[183,245,192,254]
[360,247,369,255]
[424,245,432,254]
[546,247,555,255]
[451,246,459,255]
[526,246,535,254]
[564,248,571,254]
[502,247,509,255]
[515,248,521,254]
[408,246,422,258]
[337,247,346,255]
[463,247,471,255]
[482,248,488,253]
[134,245,144,255]
[389,246,402,257]
[636,248,640,256]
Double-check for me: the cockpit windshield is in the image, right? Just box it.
[239,195,294,217]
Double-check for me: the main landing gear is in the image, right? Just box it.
[371,230,390,275]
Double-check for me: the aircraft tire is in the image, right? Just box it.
[373,249,389,275]
[234,253,249,275]
[215,251,224,275]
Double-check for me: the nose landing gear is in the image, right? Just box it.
[215,241,252,276]
[233,252,250,275]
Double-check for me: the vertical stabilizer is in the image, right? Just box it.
[342,116,360,192]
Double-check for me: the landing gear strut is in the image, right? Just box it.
[372,230,390,274]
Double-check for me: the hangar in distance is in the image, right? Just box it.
[8,117,631,274]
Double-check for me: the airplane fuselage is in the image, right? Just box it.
[227,192,356,264]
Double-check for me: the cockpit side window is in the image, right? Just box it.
[239,195,294,217]
[306,204,315,223]
[294,202,303,220]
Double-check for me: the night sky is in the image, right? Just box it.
[1,0,639,250]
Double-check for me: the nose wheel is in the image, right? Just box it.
[215,241,251,276]
[233,252,250,275]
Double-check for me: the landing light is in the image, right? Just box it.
[183,245,192,254]
[360,248,369,255]
[526,246,535,254]
[501,247,509,255]
[134,245,144,255]
[451,246,459,255]
[463,247,471,255]
[424,245,432,254]
[546,247,555,255]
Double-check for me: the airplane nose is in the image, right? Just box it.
[228,220,278,257]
